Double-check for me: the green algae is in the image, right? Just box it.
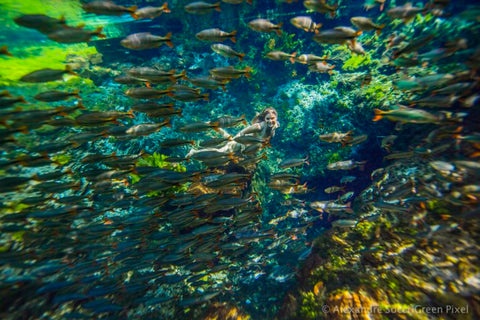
[0,44,98,86]
[342,52,372,71]
[130,152,188,196]
[0,0,83,24]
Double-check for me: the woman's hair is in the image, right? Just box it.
[252,107,279,126]
[252,107,280,138]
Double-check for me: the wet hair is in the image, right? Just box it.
[252,107,280,138]
[252,107,279,125]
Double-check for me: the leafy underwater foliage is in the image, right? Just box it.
[130,152,188,196]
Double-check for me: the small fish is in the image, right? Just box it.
[392,34,435,59]
[331,219,358,228]
[188,76,228,91]
[0,95,28,108]
[34,90,80,102]
[303,0,338,17]
[319,131,353,144]
[279,157,309,169]
[184,1,221,14]
[20,66,77,83]
[209,66,252,79]
[14,14,66,34]
[213,115,247,127]
[199,137,231,148]
[348,41,366,55]
[295,53,328,65]
[179,121,219,133]
[222,0,252,4]
[387,2,425,24]
[125,87,172,99]
[135,3,171,19]
[248,19,283,36]
[160,138,195,147]
[167,90,209,102]
[47,26,106,43]
[82,0,138,19]
[350,17,385,35]
[290,16,322,32]
[266,51,297,63]
[373,105,441,124]
[211,43,245,60]
[121,32,173,49]
[196,28,236,43]
[327,160,366,170]
[340,176,356,184]
[313,27,362,45]
[308,61,335,74]
[125,121,170,136]
[324,186,345,194]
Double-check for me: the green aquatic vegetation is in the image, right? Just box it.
[130,153,188,196]
[0,0,83,24]
[342,52,372,71]
[299,291,325,320]
[354,221,377,240]
[51,154,71,166]
[0,44,98,86]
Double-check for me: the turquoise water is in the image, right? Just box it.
[0,0,479,319]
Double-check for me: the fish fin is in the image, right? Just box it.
[94,26,106,38]
[230,30,237,43]
[244,66,252,78]
[380,2,384,11]
[0,45,12,57]
[162,2,171,13]
[65,65,78,76]
[290,52,297,63]
[372,109,384,121]
[129,6,139,19]
[247,0,253,4]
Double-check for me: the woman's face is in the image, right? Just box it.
[265,113,277,128]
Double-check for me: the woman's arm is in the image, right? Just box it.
[235,123,262,137]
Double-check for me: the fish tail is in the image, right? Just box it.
[180,70,188,80]
[247,0,253,4]
[72,90,81,99]
[372,109,384,121]
[275,24,283,36]
[65,65,78,76]
[290,52,297,63]
[330,5,338,18]
[94,26,106,38]
[214,2,221,12]
[0,45,12,57]
[203,93,210,101]
[244,66,252,78]
[162,2,171,13]
[129,6,139,19]
[380,2,384,11]
[221,84,226,92]
[127,109,135,118]
[376,24,386,36]
[164,32,173,48]
[230,30,237,43]
[238,52,245,61]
